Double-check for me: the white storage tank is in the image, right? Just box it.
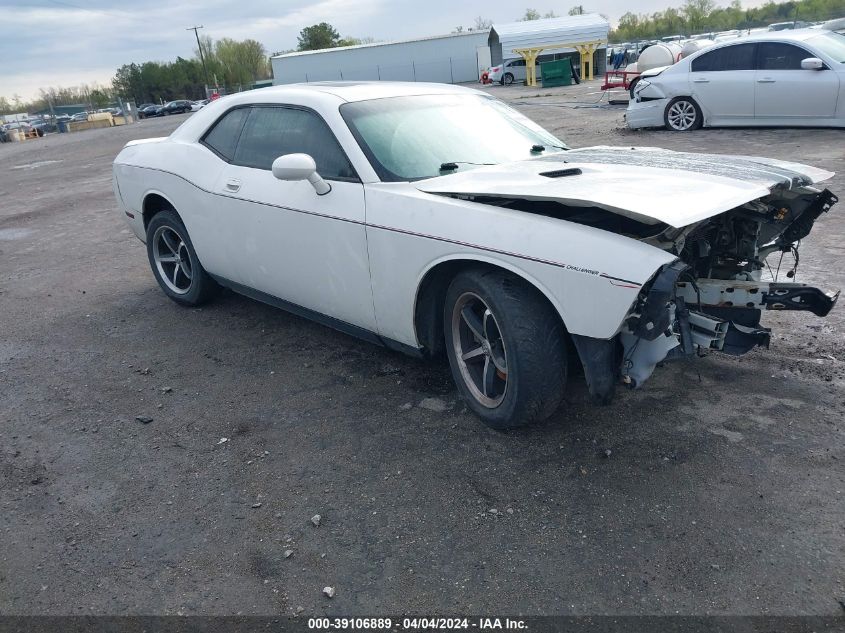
[680,39,713,58]
[637,42,682,72]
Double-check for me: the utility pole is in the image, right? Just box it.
[187,25,210,97]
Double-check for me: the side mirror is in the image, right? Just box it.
[271,153,331,195]
[801,57,825,70]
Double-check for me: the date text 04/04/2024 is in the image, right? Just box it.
[308,618,528,630]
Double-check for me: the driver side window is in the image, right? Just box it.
[757,42,813,70]
[231,106,358,181]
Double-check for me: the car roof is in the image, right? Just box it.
[233,81,484,104]
[714,27,826,43]
[674,27,837,65]
[168,82,487,143]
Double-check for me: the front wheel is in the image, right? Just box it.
[146,210,219,306]
[664,97,702,131]
[443,268,567,430]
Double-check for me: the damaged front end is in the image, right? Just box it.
[618,188,839,389]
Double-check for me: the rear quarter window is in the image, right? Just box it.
[201,108,249,161]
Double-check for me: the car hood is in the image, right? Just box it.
[639,65,670,78]
[416,146,834,228]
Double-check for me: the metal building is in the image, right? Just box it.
[489,13,609,81]
[271,31,490,85]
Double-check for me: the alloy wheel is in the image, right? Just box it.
[451,292,509,408]
[152,225,193,295]
[667,100,697,131]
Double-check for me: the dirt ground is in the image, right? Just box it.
[1,80,843,617]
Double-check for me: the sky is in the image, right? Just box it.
[0,0,765,102]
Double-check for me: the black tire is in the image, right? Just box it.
[664,96,703,131]
[503,72,515,86]
[628,78,639,99]
[443,268,567,430]
[145,209,219,306]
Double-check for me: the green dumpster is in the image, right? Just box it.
[540,59,572,88]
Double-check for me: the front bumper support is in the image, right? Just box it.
[675,279,839,318]
[764,284,839,317]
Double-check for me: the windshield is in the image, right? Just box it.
[340,94,568,182]
[809,32,845,62]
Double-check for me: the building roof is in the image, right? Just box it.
[492,13,609,39]
[490,13,610,56]
[272,29,490,59]
[32,103,89,116]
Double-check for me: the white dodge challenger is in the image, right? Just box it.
[112,82,839,429]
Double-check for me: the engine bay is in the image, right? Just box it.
[618,187,839,389]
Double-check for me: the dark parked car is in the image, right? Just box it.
[162,100,193,115]
[139,104,164,118]
[137,103,155,119]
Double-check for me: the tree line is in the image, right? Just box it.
[0,85,116,115]
[113,37,271,105]
[611,0,844,41]
[0,35,272,114]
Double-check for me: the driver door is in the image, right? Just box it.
[209,105,376,333]
[754,42,839,119]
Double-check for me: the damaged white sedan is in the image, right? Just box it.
[112,82,839,429]
[627,29,845,131]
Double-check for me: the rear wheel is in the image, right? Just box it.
[443,268,567,430]
[664,97,702,131]
[502,72,515,86]
[145,210,219,306]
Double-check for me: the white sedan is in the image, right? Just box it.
[627,29,845,131]
[113,82,839,429]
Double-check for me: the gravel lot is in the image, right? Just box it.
[1,81,843,616]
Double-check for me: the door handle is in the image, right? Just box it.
[757,78,776,83]
[692,78,709,83]
[224,179,241,192]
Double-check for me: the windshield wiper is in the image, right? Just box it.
[531,144,569,153]
[439,161,496,172]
